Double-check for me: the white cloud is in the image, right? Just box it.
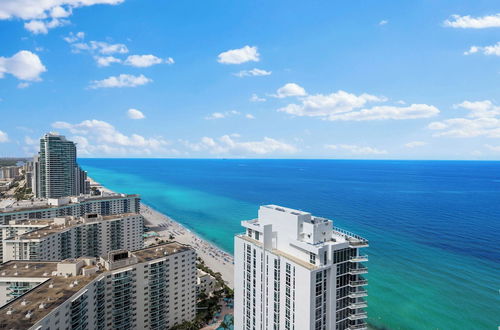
[0,130,8,143]
[245,114,255,119]
[217,45,260,64]
[52,119,169,156]
[404,141,427,148]
[278,89,439,121]
[95,56,121,67]
[185,135,297,155]
[485,144,500,152]
[0,50,46,81]
[24,18,68,34]
[379,20,388,26]
[274,83,307,98]
[204,110,240,120]
[89,74,152,89]
[325,144,388,155]
[444,13,500,29]
[234,68,271,77]
[325,104,439,121]
[63,31,84,43]
[24,136,37,145]
[127,108,145,119]
[124,54,171,67]
[0,1,124,33]
[464,42,500,56]
[250,93,266,102]
[429,100,500,138]
[71,40,128,55]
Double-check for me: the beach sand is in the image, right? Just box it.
[89,178,235,288]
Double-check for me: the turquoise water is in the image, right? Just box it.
[79,159,500,329]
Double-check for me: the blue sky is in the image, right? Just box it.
[0,0,499,159]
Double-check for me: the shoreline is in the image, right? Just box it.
[89,178,235,288]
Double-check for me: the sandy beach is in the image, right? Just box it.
[89,178,235,288]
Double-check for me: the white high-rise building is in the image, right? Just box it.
[0,243,197,329]
[234,205,369,330]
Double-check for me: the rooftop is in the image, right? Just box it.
[7,213,139,241]
[0,242,193,329]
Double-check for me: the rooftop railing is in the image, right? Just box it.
[333,226,368,247]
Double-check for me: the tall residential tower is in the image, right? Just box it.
[234,205,369,330]
[32,133,89,198]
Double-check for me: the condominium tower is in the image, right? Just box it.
[0,243,197,329]
[0,213,144,263]
[234,205,369,330]
[32,133,90,198]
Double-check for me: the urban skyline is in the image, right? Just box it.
[1,1,500,160]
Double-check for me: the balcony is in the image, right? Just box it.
[350,255,368,263]
[349,279,368,287]
[348,311,368,321]
[349,266,368,275]
[347,323,368,330]
[348,301,368,309]
[348,289,368,299]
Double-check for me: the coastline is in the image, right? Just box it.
[89,178,235,288]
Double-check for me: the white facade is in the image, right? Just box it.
[1,213,144,263]
[0,193,141,224]
[196,269,217,296]
[0,243,197,329]
[234,205,369,330]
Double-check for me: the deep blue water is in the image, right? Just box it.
[79,159,500,329]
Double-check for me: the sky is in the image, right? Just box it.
[0,0,500,160]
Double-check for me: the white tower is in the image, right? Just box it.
[234,205,368,330]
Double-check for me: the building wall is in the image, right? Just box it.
[0,195,141,225]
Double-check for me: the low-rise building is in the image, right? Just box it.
[1,213,144,263]
[196,269,217,297]
[0,243,197,329]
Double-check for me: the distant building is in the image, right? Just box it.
[0,193,140,225]
[234,205,369,330]
[32,133,90,198]
[1,213,144,263]
[0,243,197,329]
[0,166,21,180]
[196,269,217,297]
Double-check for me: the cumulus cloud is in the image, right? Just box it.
[52,119,169,156]
[127,108,145,119]
[204,110,240,120]
[0,1,124,33]
[444,13,500,29]
[277,88,439,121]
[124,55,173,67]
[71,40,129,55]
[0,50,46,81]
[428,100,500,138]
[89,74,152,89]
[379,20,388,26]
[17,82,31,89]
[464,42,500,56]
[234,68,271,77]
[245,114,255,119]
[274,83,307,98]
[184,135,297,155]
[404,141,427,148]
[217,45,259,64]
[0,130,8,143]
[325,144,388,155]
[95,56,121,67]
[250,93,266,102]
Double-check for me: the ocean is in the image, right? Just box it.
[79,159,500,329]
